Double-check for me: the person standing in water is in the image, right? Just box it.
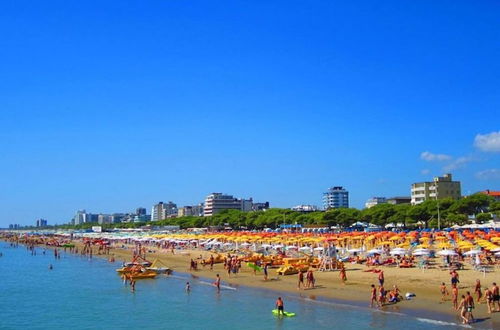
[214,274,221,292]
[370,284,378,308]
[185,282,191,292]
[130,279,136,293]
[275,297,284,316]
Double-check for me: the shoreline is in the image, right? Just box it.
[7,238,497,328]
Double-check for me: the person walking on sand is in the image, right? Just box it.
[209,255,214,270]
[484,287,493,313]
[298,271,304,290]
[378,285,386,306]
[474,279,482,303]
[263,263,268,281]
[457,295,468,324]
[465,291,475,323]
[491,282,499,312]
[378,270,384,286]
[340,266,347,284]
[452,283,459,310]
[370,284,378,308]
[440,282,449,302]
[275,297,284,316]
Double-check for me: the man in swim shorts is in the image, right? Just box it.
[275,297,284,316]
[491,282,499,312]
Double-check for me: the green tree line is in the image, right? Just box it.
[50,193,500,231]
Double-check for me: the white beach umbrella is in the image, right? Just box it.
[367,248,383,254]
[436,250,457,256]
[261,244,273,248]
[412,251,430,256]
[347,248,362,254]
[286,245,298,250]
[491,247,500,252]
[463,250,482,256]
[313,247,325,251]
[495,251,500,256]
[273,244,284,249]
[390,248,406,255]
[299,246,312,252]
[240,242,251,247]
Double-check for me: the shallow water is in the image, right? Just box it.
[0,243,490,329]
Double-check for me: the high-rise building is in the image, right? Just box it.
[151,202,178,221]
[73,210,86,225]
[204,193,242,216]
[35,219,48,227]
[323,186,349,209]
[411,173,461,205]
[203,193,268,216]
[98,214,112,224]
[365,197,387,209]
[136,207,147,216]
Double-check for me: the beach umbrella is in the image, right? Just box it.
[390,249,407,255]
[367,248,382,254]
[286,245,298,250]
[273,244,284,249]
[299,246,312,252]
[495,251,500,256]
[313,247,324,251]
[347,248,362,254]
[413,251,430,256]
[436,250,457,256]
[463,250,482,256]
[261,244,273,248]
[240,242,251,247]
[491,247,500,252]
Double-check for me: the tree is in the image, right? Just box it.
[475,212,492,224]
[450,193,494,216]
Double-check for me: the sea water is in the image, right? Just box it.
[0,243,490,329]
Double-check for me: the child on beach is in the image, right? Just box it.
[339,266,347,284]
[452,284,459,310]
[370,284,378,308]
[440,282,448,302]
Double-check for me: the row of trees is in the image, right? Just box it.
[58,193,499,231]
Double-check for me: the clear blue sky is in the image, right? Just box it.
[1,1,499,226]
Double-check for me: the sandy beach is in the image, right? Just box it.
[82,241,500,325]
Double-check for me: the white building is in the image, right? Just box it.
[323,186,349,209]
[365,197,387,208]
[411,173,461,205]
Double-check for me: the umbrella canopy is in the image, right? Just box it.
[463,250,482,256]
[436,250,457,256]
[286,245,298,250]
[367,248,383,254]
[347,248,362,253]
[390,249,407,255]
[413,251,430,256]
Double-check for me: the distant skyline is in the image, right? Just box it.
[1,1,499,226]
